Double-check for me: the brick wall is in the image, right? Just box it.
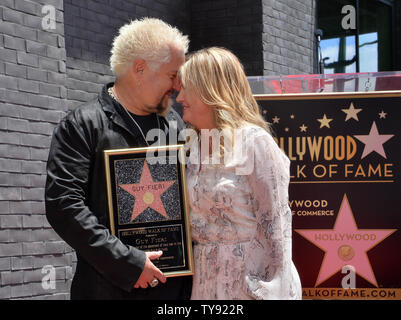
[189,0,316,76]
[0,0,72,299]
[64,0,190,111]
[190,0,264,76]
[262,0,316,75]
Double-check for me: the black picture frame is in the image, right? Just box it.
[104,144,194,277]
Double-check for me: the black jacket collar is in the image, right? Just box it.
[98,83,169,145]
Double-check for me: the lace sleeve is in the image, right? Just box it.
[244,128,300,299]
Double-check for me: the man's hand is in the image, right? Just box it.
[134,251,167,289]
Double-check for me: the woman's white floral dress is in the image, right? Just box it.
[186,125,302,300]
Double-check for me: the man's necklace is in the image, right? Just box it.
[108,86,160,147]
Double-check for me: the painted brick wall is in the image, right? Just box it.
[190,0,264,76]
[0,0,72,299]
[189,0,316,76]
[262,0,316,75]
[64,0,190,111]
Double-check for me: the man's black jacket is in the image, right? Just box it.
[45,83,191,299]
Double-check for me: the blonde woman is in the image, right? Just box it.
[177,47,302,300]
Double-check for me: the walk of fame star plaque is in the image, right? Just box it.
[104,145,194,277]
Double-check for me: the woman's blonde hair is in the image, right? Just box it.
[110,17,189,77]
[178,47,271,135]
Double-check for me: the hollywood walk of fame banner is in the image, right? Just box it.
[256,91,401,300]
[104,145,194,277]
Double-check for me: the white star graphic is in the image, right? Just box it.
[272,116,280,124]
[378,110,387,119]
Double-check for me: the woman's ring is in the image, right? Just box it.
[150,278,159,287]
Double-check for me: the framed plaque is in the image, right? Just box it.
[104,144,194,277]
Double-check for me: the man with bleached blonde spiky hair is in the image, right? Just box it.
[45,17,191,300]
[109,18,189,115]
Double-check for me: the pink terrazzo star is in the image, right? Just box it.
[119,161,175,222]
[295,194,396,287]
[354,121,394,159]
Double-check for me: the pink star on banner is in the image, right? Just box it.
[378,111,387,119]
[295,194,396,287]
[354,121,394,159]
[120,161,175,222]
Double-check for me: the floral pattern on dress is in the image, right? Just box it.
[187,125,302,300]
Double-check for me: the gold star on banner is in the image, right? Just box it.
[272,116,280,124]
[300,124,307,132]
[342,102,362,121]
[379,110,387,119]
[317,114,333,129]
